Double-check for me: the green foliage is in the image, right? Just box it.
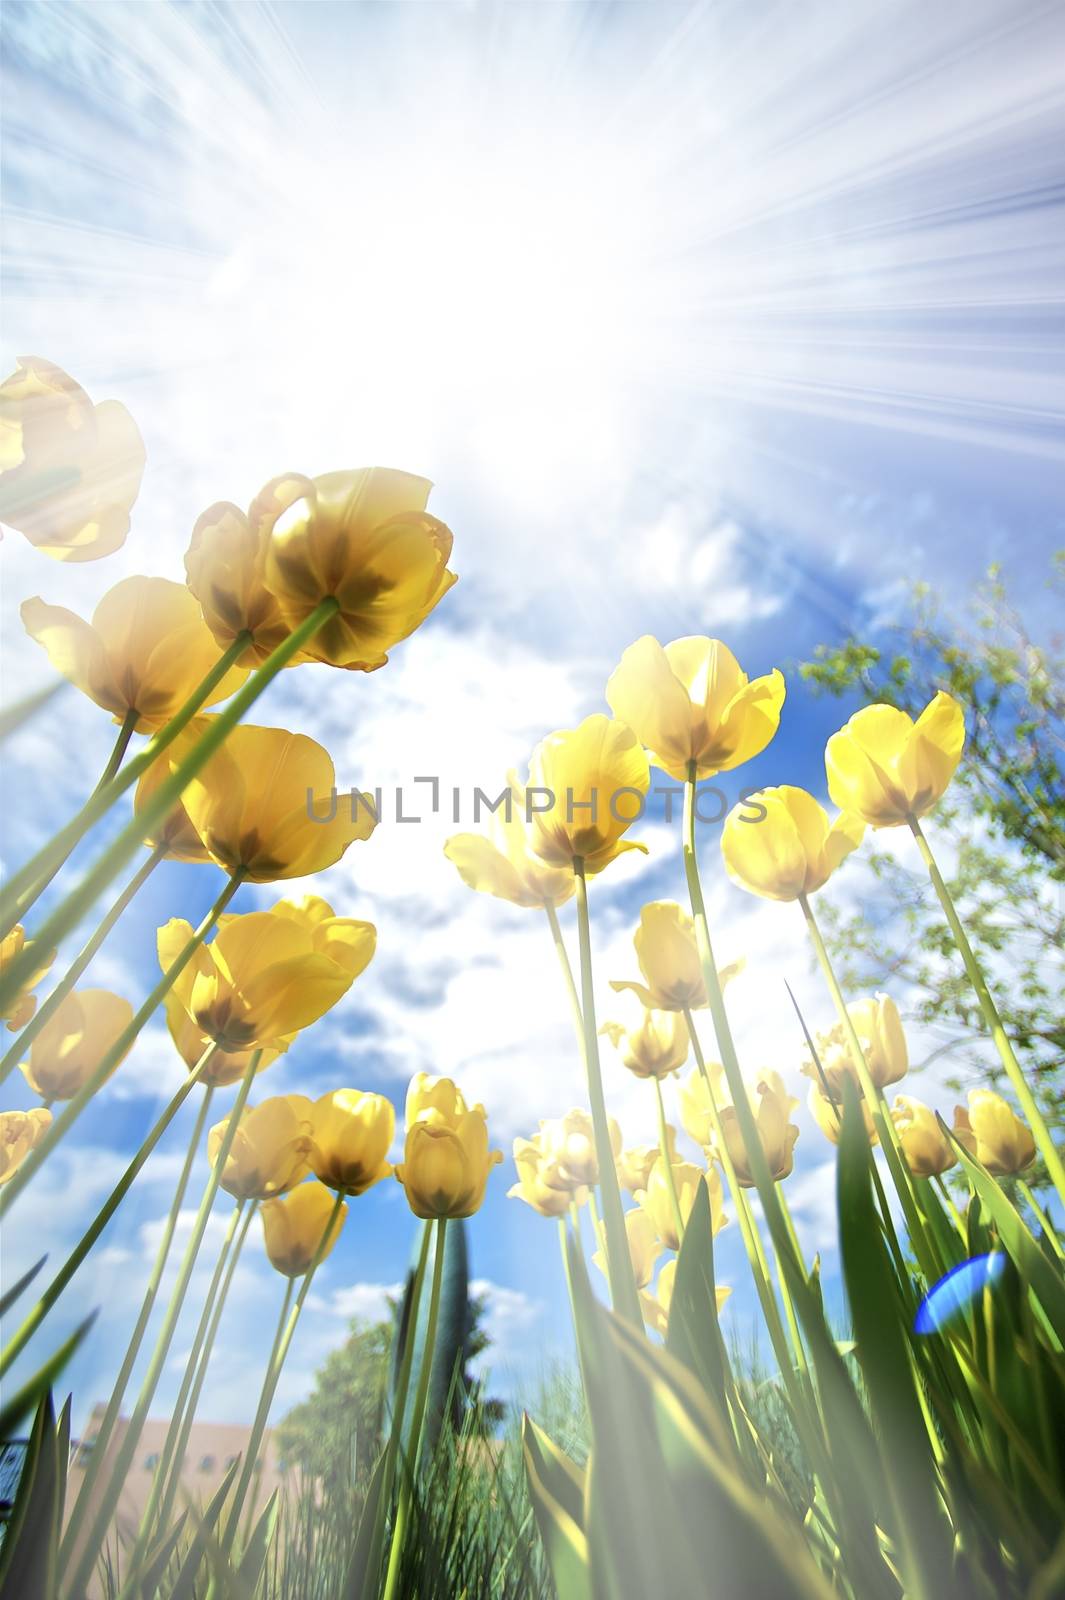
[273,1317,392,1496]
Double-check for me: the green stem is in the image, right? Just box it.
[572,859,641,1325]
[222,1188,346,1556]
[652,1076,685,1246]
[132,1199,248,1564]
[1,1051,217,1376]
[57,1082,214,1572]
[1,871,244,1220]
[544,901,584,1037]
[0,843,166,1086]
[1,600,336,1009]
[1,637,247,943]
[62,1049,260,1600]
[931,1172,968,1238]
[382,1217,447,1600]
[1017,1179,1064,1261]
[909,815,1065,1209]
[798,889,938,1286]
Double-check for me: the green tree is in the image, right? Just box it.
[799,557,1064,1163]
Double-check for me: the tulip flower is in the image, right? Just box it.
[0,356,145,561]
[163,988,279,1087]
[600,1007,689,1080]
[0,1107,52,1184]
[593,1207,662,1290]
[444,773,575,909]
[394,1074,502,1219]
[509,1128,588,1216]
[825,692,965,828]
[186,498,306,669]
[678,1063,728,1148]
[526,715,649,875]
[641,1258,731,1337]
[540,1108,622,1188]
[721,787,864,902]
[891,1096,957,1179]
[713,1072,799,1187]
[19,988,134,1100]
[606,635,785,782]
[808,1079,878,1146]
[803,994,908,1097]
[174,722,376,881]
[1,926,54,1032]
[953,1090,1036,1176]
[637,1158,724,1252]
[134,723,213,863]
[254,468,457,671]
[209,1096,315,1201]
[309,1089,395,1195]
[616,1129,677,1195]
[159,898,375,1054]
[610,901,742,1012]
[21,577,247,730]
[261,1181,346,1277]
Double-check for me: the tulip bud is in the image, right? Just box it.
[600,1007,688,1080]
[593,1206,662,1290]
[209,1096,314,1201]
[0,926,54,1033]
[714,1071,799,1187]
[640,1258,731,1337]
[637,1159,724,1252]
[394,1076,502,1220]
[261,1182,346,1277]
[540,1108,621,1188]
[610,901,742,1013]
[721,786,864,902]
[891,1096,956,1178]
[808,1079,878,1147]
[309,1090,395,1195]
[19,988,133,1100]
[509,1129,587,1217]
[615,1131,677,1196]
[0,1108,52,1185]
[804,995,907,1097]
[826,692,965,827]
[678,1063,727,1148]
[953,1091,1036,1176]
[526,714,649,875]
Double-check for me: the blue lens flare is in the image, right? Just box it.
[914,1254,1007,1335]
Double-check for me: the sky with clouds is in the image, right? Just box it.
[2,0,1062,1437]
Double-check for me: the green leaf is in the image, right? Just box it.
[0,1391,60,1600]
[167,1456,241,1600]
[665,1176,728,1411]
[521,1414,591,1600]
[0,1312,96,1442]
[0,1256,46,1320]
[135,1510,188,1600]
[237,1487,279,1591]
[341,1444,390,1599]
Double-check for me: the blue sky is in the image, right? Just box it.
[2,0,1063,1435]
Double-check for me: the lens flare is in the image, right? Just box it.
[913,1253,1007,1335]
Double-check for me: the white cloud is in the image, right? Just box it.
[325,1281,404,1323]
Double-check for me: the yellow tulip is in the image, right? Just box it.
[714,1071,799,1187]
[0,927,55,1032]
[394,1074,502,1219]
[803,994,908,1097]
[21,577,247,730]
[610,901,742,1012]
[640,1258,731,1337]
[186,497,307,669]
[19,988,134,1100]
[174,722,376,881]
[891,1096,956,1178]
[444,773,575,909]
[526,715,649,874]
[721,787,864,902]
[600,1007,688,1080]
[637,1158,725,1252]
[540,1108,622,1188]
[953,1090,1036,1176]
[808,1079,878,1146]
[0,1107,53,1184]
[163,988,279,1087]
[593,1206,662,1290]
[158,898,375,1053]
[508,1128,588,1217]
[309,1090,395,1195]
[606,635,785,782]
[678,1063,727,1147]
[0,356,145,561]
[825,692,965,827]
[616,1129,678,1196]
[260,1181,346,1277]
[209,1096,314,1201]
[257,468,457,670]
[134,723,213,863]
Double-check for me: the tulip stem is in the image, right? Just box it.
[0,871,244,1220]
[909,815,1065,1209]
[572,859,641,1326]
[0,600,337,1010]
[0,842,167,1086]
[222,1188,345,1560]
[544,901,584,1038]
[383,1217,447,1600]
[132,1198,248,1568]
[931,1172,968,1238]
[0,637,249,945]
[63,1049,261,1600]
[1,1052,217,1378]
[652,1077,685,1246]
[57,1074,214,1574]
[797,890,940,1287]
[1017,1179,1064,1261]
